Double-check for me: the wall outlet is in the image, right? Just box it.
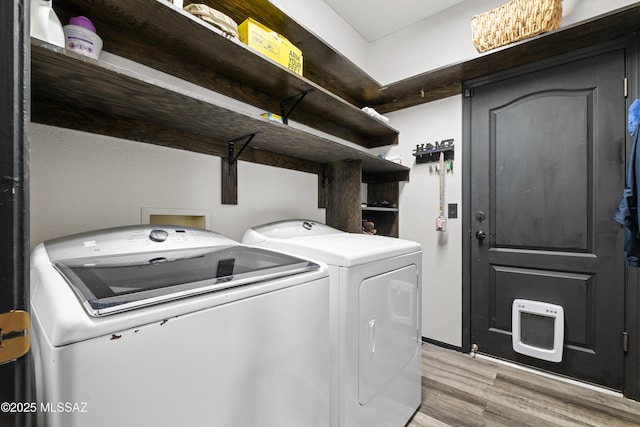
[448,203,458,219]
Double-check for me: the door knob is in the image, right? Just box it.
[475,230,486,241]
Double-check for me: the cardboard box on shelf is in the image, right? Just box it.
[238,18,303,76]
[261,112,284,123]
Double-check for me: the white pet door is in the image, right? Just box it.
[512,299,564,363]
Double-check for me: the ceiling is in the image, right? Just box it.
[322,0,467,42]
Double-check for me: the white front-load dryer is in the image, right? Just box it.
[243,220,422,427]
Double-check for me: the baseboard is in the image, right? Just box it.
[421,337,463,353]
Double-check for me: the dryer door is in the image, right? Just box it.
[358,264,419,404]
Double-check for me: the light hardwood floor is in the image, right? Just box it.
[407,343,640,427]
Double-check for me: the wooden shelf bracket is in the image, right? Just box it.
[223,132,259,205]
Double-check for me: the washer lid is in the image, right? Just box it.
[52,242,319,317]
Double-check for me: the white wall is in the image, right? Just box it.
[29,124,324,247]
[367,0,505,84]
[372,97,463,346]
[269,0,369,73]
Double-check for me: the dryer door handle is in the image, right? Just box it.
[368,319,377,356]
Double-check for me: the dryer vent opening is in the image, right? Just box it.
[149,214,206,229]
[141,207,212,230]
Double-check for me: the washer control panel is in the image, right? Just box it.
[44,225,235,261]
[149,229,169,242]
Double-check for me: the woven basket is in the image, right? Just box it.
[471,0,562,53]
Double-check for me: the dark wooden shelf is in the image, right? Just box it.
[52,0,398,149]
[364,181,400,237]
[30,40,409,179]
[53,0,637,118]
[362,207,399,213]
[169,0,386,109]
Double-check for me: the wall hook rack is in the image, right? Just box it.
[412,138,454,163]
[228,132,260,173]
[281,89,314,123]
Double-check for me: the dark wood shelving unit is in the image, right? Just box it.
[52,0,399,149]
[53,0,639,117]
[30,41,408,177]
[364,181,400,237]
[37,0,640,139]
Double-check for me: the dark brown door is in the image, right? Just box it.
[468,49,626,390]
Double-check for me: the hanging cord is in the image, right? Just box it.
[436,152,447,231]
[439,151,445,216]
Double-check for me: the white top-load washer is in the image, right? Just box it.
[242,220,422,427]
[30,225,330,427]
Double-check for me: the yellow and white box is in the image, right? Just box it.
[238,18,303,76]
[261,112,284,123]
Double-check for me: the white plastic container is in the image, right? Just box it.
[63,16,103,59]
[30,0,65,47]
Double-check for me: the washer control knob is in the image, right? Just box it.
[149,229,169,242]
